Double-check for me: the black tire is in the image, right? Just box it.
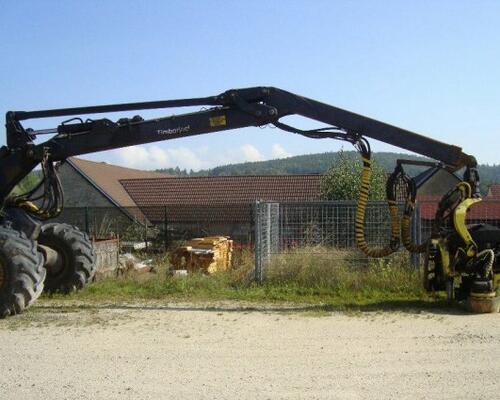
[0,225,46,318]
[38,223,96,293]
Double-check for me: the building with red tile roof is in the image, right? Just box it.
[119,175,322,224]
[56,158,172,226]
[417,194,500,222]
[56,158,500,241]
[63,157,171,209]
[487,184,500,198]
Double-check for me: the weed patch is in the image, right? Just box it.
[42,248,434,310]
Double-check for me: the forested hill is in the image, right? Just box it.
[157,151,500,188]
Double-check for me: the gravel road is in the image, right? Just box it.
[1,302,499,400]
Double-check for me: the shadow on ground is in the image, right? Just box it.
[33,299,473,316]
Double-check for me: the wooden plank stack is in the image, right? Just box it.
[169,236,233,274]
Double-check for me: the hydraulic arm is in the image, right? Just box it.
[1,86,497,315]
[2,87,477,204]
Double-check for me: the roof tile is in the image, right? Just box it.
[488,184,500,198]
[417,195,500,221]
[120,175,322,206]
[120,175,322,223]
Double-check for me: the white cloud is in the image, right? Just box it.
[271,143,292,159]
[118,146,155,169]
[109,142,279,171]
[149,145,170,166]
[240,144,264,162]
[117,145,204,171]
[166,147,204,171]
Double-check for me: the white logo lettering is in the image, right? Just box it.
[157,125,190,136]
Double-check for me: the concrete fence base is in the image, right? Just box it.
[93,238,120,280]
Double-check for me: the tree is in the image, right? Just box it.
[320,150,386,200]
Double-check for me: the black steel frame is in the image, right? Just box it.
[1,86,477,205]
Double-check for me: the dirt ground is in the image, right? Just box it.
[1,301,499,400]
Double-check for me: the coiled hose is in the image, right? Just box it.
[355,155,400,257]
[401,211,426,253]
[10,154,63,220]
[399,173,427,254]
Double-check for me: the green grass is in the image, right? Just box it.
[41,247,442,312]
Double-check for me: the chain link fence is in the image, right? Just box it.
[254,200,500,282]
[254,202,280,282]
[53,204,255,252]
[52,199,500,281]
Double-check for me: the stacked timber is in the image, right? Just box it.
[169,236,233,274]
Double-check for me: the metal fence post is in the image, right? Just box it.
[164,206,169,252]
[266,203,271,266]
[249,205,255,246]
[84,207,90,234]
[93,212,97,238]
[254,201,262,283]
[410,207,418,267]
[414,205,422,267]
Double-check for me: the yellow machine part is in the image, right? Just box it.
[355,154,499,315]
[453,197,482,258]
[401,208,426,254]
[13,199,60,220]
[354,156,499,313]
[436,240,451,277]
[16,200,40,213]
[425,182,482,280]
[355,157,400,258]
[355,155,427,257]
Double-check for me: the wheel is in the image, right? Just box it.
[0,225,46,318]
[38,223,96,293]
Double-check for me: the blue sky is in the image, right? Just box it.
[1,1,499,170]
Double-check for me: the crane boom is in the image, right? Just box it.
[0,86,498,317]
[2,86,476,203]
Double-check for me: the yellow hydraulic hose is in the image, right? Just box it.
[355,156,400,257]
[401,202,427,254]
